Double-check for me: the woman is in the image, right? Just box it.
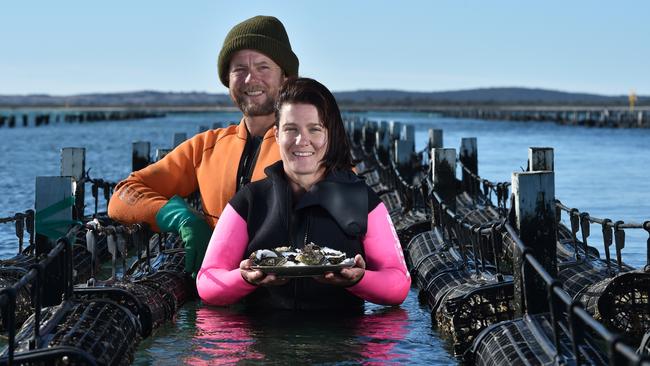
[196,78,410,310]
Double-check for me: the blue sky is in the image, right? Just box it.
[1,1,648,95]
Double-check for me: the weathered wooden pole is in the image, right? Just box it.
[528,147,554,171]
[362,123,375,151]
[428,129,443,150]
[132,141,151,172]
[61,147,86,220]
[401,124,415,143]
[512,170,557,316]
[155,148,172,162]
[394,140,412,165]
[173,132,187,148]
[432,148,457,226]
[35,176,75,305]
[459,137,478,195]
[389,121,402,141]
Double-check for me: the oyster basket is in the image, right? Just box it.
[137,270,193,312]
[3,298,140,366]
[74,283,172,338]
[435,278,514,356]
[421,269,482,313]
[413,248,466,290]
[577,269,650,345]
[394,210,430,248]
[557,259,632,299]
[405,229,447,269]
[0,267,32,331]
[379,191,403,219]
[127,248,186,279]
[466,313,608,366]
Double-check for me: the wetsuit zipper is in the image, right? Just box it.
[236,135,263,192]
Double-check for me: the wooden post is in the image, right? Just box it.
[155,148,172,162]
[428,129,443,149]
[173,132,187,148]
[459,138,478,194]
[394,140,412,165]
[61,147,85,220]
[401,124,415,142]
[35,176,74,306]
[389,121,401,141]
[362,123,375,151]
[432,148,457,226]
[528,147,554,171]
[132,141,151,172]
[512,171,557,316]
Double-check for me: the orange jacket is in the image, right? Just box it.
[108,118,280,231]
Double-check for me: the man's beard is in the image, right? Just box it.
[236,93,276,116]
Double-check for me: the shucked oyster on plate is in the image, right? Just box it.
[250,249,287,266]
[295,243,327,265]
[250,243,351,267]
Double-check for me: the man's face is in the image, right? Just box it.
[228,50,285,117]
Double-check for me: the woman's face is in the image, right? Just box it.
[275,103,328,182]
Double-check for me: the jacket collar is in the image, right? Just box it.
[236,118,277,141]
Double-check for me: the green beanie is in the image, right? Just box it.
[218,15,299,87]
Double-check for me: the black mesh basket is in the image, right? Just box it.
[421,269,488,313]
[379,191,403,219]
[405,229,448,269]
[394,210,430,247]
[577,269,650,345]
[127,248,186,279]
[435,278,514,356]
[49,299,141,366]
[74,283,172,338]
[413,249,466,290]
[557,259,632,299]
[136,270,193,313]
[0,267,32,331]
[466,313,608,366]
[3,299,140,366]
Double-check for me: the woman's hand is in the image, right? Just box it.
[239,259,289,287]
[315,254,366,287]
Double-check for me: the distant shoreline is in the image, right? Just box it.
[1,104,648,112]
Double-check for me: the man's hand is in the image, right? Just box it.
[315,254,366,287]
[240,259,289,286]
[156,195,211,278]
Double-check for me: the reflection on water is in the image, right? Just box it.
[134,288,457,365]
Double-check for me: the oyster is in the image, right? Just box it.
[321,247,347,265]
[250,249,287,266]
[296,243,326,265]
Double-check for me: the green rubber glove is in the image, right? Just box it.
[156,195,212,278]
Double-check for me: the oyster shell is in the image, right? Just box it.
[250,249,287,266]
[295,243,326,265]
[321,247,347,265]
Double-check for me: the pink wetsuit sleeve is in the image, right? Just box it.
[196,204,256,306]
[347,202,411,305]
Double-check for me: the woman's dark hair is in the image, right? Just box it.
[275,77,353,174]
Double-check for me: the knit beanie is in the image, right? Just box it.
[218,15,299,87]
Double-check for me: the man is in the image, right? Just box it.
[108,15,299,277]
